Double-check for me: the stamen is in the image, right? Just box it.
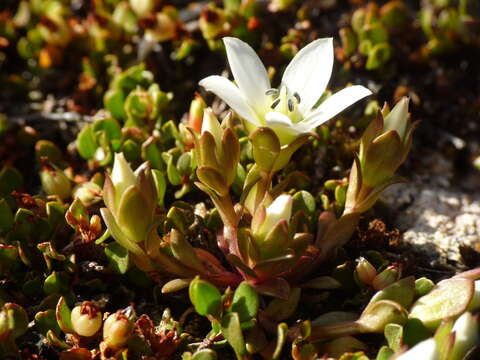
[265,88,279,96]
[288,98,294,112]
[293,92,301,103]
[271,98,281,109]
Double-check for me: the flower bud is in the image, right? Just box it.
[188,94,207,132]
[201,108,223,150]
[194,109,240,197]
[252,194,292,241]
[372,265,399,291]
[40,162,71,200]
[73,181,102,206]
[111,152,136,206]
[355,257,377,286]
[359,97,413,188]
[71,302,102,337]
[103,309,134,348]
[102,153,157,248]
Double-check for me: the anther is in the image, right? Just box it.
[293,92,301,103]
[271,98,281,109]
[265,88,279,96]
[288,98,294,112]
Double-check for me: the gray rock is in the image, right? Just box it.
[381,151,480,264]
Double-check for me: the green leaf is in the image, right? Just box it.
[192,349,218,360]
[384,323,403,352]
[143,138,165,171]
[221,312,246,359]
[105,242,130,274]
[292,191,316,218]
[122,139,141,163]
[230,282,259,322]
[0,198,14,232]
[76,124,97,160]
[0,245,19,274]
[415,277,434,297]
[189,277,222,317]
[264,288,301,322]
[56,296,74,334]
[152,170,166,208]
[35,140,65,167]
[104,89,127,120]
[170,229,204,272]
[403,318,431,347]
[249,127,280,171]
[35,309,61,336]
[272,323,288,359]
[164,152,182,186]
[409,278,474,330]
[46,201,66,229]
[43,271,70,295]
[92,117,122,142]
[0,167,24,197]
[376,346,394,360]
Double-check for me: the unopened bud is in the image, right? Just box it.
[40,163,71,200]
[103,310,134,348]
[73,181,102,206]
[355,257,377,286]
[188,94,207,132]
[71,302,102,337]
[372,265,399,291]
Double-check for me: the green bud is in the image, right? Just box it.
[40,163,71,200]
[252,195,292,241]
[188,94,207,132]
[358,97,414,188]
[355,257,377,286]
[372,264,400,290]
[72,182,102,206]
[71,302,102,337]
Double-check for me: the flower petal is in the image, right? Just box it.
[265,111,302,146]
[302,85,372,130]
[281,38,334,115]
[199,75,261,126]
[223,37,271,113]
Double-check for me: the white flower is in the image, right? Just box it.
[253,194,292,240]
[199,37,372,145]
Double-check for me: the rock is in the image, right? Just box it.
[381,151,480,264]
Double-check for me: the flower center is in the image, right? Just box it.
[265,85,303,123]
